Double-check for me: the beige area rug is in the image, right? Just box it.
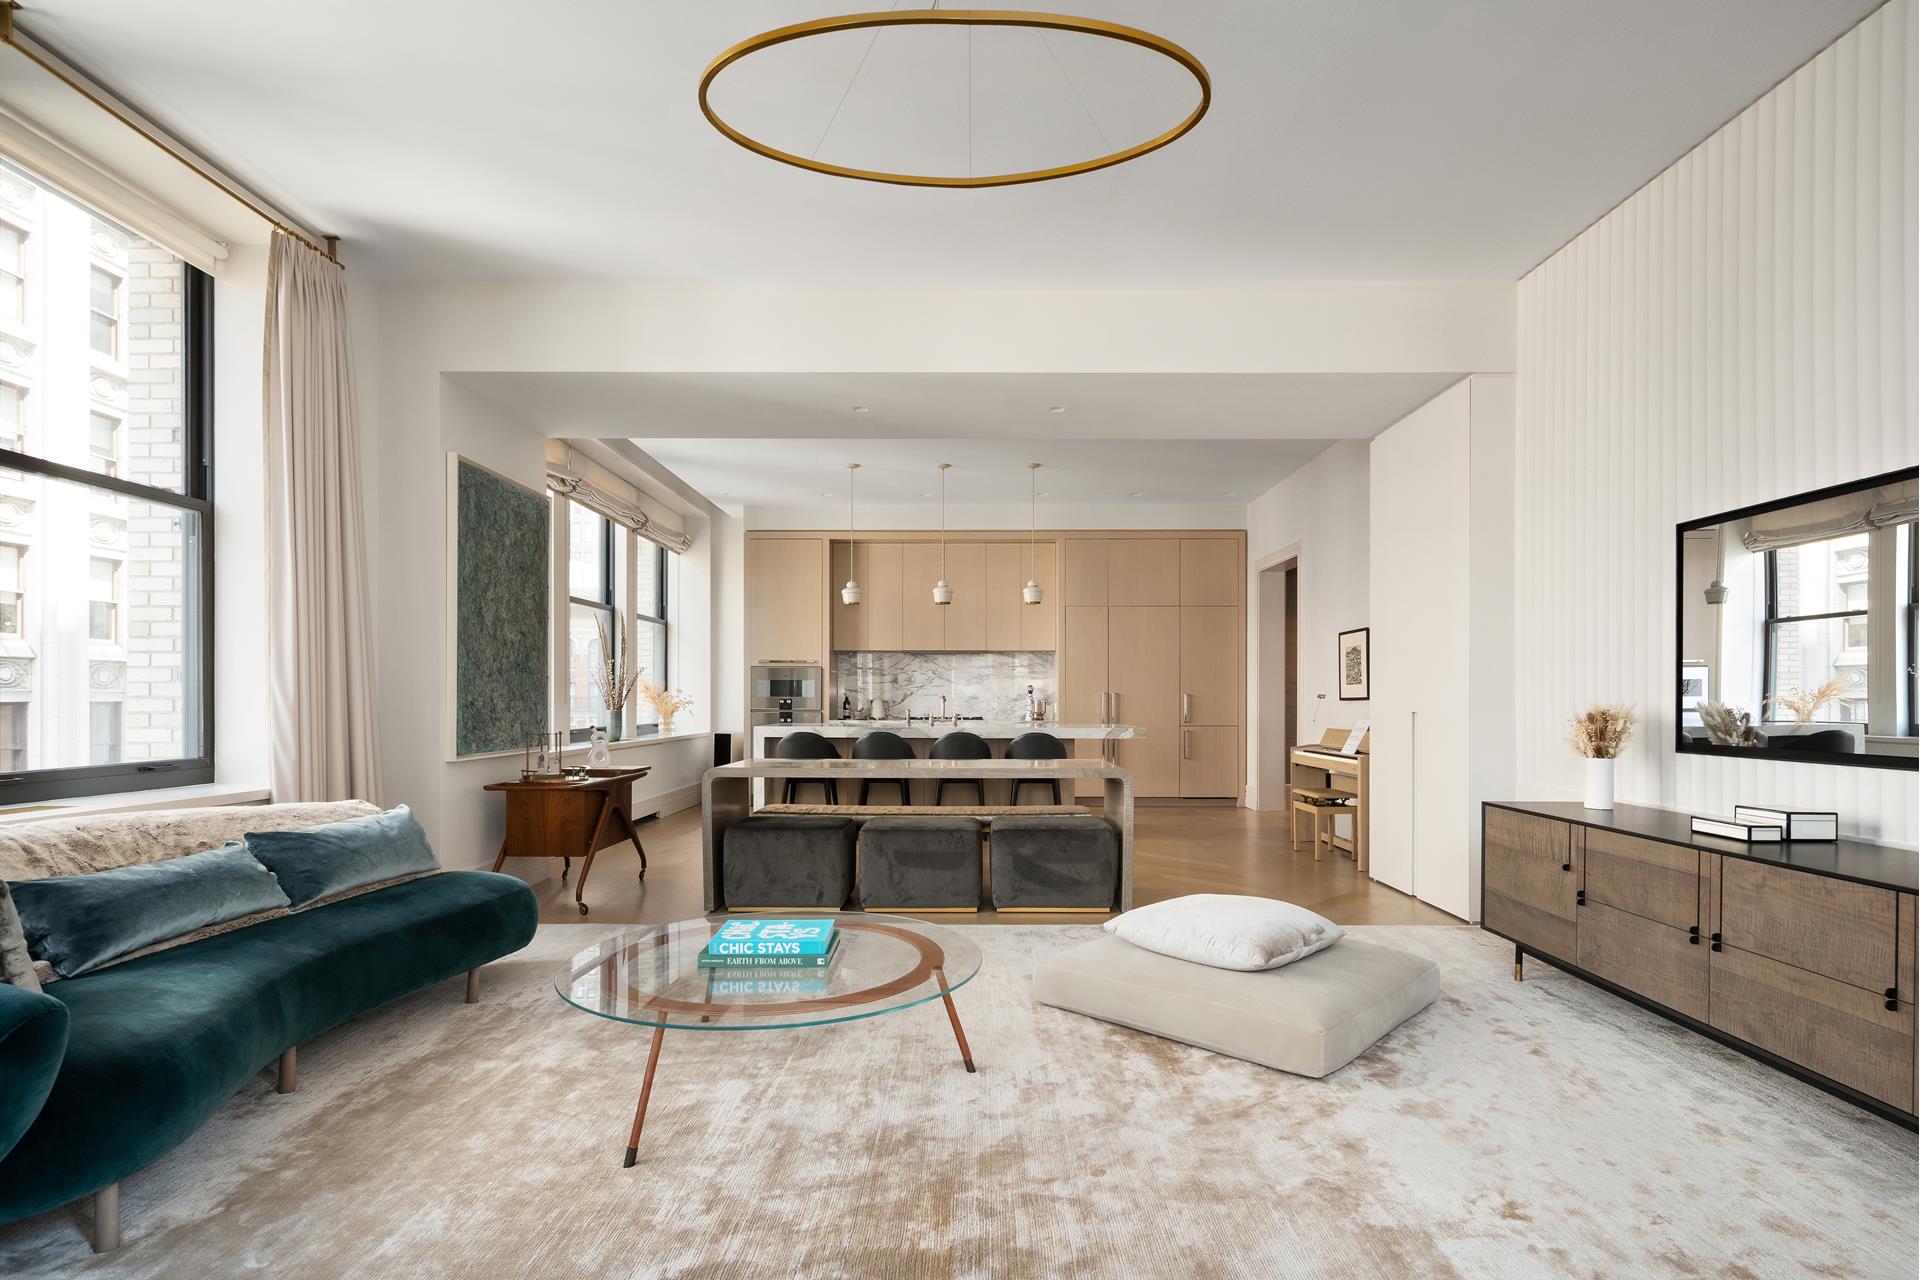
[2,925,1914,1280]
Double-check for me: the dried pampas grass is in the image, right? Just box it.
[1764,679,1844,725]
[1696,700,1759,747]
[1570,704,1637,759]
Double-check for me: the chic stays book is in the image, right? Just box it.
[698,932,842,970]
[1690,815,1785,842]
[1732,806,1840,841]
[705,974,832,998]
[703,918,836,957]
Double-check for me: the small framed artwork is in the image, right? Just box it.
[1337,627,1370,701]
[1679,661,1710,726]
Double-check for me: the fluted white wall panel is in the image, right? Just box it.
[1514,0,1918,843]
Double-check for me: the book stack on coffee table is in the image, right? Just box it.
[699,918,839,997]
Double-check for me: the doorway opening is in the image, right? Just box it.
[1255,557,1298,808]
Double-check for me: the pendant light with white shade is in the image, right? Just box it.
[839,462,863,605]
[931,463,954,605]
[1023,462,1044,605]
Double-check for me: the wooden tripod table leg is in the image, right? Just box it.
[623,1024,667,1168]
[935,967,975,1073]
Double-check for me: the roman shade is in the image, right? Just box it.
[546,443,692,555]
[1741,479,1918,552]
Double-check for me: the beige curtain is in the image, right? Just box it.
[264,232,382,802]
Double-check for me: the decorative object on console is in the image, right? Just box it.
[1696,700,1758,746]
[587,727,612,768]
[1731,805,1839,841]
[931,463,954,605]
[1689,815,1785,842]
[1103,894,1345,973]
[638,680,695,735]
[1764,679,1844,725]
[840,463,863,605]
[449,456,551,758]
[1336,626,1369,700]
[593,613,640,740]
[1569,704,1636,810]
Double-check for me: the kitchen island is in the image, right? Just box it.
[752,721,1138,806]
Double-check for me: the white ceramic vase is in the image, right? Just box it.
[1583,757,1615,810]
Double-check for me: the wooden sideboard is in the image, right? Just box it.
[1482,799,1918,1125]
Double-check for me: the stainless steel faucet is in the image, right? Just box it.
[939,694,949,724]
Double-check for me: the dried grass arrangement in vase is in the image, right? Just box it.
[638,680,695,736]
[593,615,640,740]
[1569,704,1637,810]
[1764,679,1844,726]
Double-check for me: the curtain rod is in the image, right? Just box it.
[0,0,338,263]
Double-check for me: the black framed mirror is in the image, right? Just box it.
[1676,466,1918,771]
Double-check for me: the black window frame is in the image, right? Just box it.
[565,504,617,743]
[0,263,213,805]
[629,539,669,738]
[1906,521,1918,737]
[1760,540,1870,725]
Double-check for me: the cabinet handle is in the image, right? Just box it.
[1182,692,1192,724]
[1710,931,1722,952]
[1688,925,1700,945]
[1884,987,1899,1013]
[1183,729,1192,760]
[1575,890,1586,907]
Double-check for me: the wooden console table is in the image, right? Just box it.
[485,768,650,915]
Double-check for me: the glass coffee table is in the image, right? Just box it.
[556,914,983,1166]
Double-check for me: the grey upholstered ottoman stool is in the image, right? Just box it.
[722,814,857,909]
[858,816,983,910]
[989,814,1119,912]
[1033,936,1439,1077]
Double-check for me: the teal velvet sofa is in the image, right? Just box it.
[0,844,535,1252]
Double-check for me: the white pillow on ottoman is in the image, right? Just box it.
[1103,893,1343,971]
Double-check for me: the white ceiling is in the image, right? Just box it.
[11,1,1883,284]
[455,369,1461,511]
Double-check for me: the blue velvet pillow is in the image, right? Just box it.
[9,842,292,978]
[244,805,439,909]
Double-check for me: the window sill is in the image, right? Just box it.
[0,780,270,826]
[606,729,711,752]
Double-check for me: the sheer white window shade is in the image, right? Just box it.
[545,448,692,555]
[1742,481,1920,553]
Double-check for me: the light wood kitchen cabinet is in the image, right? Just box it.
[1481,806,1576,959]
[831,542,863,650]
[941,542,987,651]
[1021,542,1057,650]
[1062,605,1109,800]
[746,537,826,664]
[1108,539,1180,606]
[1180,539,1240,606]
[1109,605,1181,796]
[1180,725,1239,798]
[1179,607,1239,727]
[985,542,1025,651]
[862,541,903,650]
[1062,538,1108,605]
[1576,897,1708,1021]
[899,542,945,651]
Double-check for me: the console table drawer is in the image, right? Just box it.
[1584,829,1702,931]
[1710,944,1915,1110]
[1483,808,1576,960]
[1575,898,1708,1021]
[1719,858,1899,994]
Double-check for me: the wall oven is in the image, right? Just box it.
[750,665,823,725]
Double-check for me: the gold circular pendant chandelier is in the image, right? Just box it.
[698,9,1210,189]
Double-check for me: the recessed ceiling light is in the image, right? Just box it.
[1037,491,1050,498]
[919,491,932,498]
[819,492,834,498]
[1224,491,1236,497]
[1128,491,1144,498]
[1048,405,1067,414]
[851,405,871,414]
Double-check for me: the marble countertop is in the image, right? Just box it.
[752,721,1138,740]
[711,757,1128,778]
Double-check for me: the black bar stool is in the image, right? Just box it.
[774,730,841,804]
[853,731,916,805]
[931,730,992,806]
[1005,731,1067,805]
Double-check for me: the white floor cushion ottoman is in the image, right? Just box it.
[1032,933,1439,1077]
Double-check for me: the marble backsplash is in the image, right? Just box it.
[832,651,1057,721]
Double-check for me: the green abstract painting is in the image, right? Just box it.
[451,456,549,757]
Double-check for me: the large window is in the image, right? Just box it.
[0,159,212,804]
[1764,532,1871,723]
[560,495,670,742]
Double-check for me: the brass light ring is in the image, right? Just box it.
[698,10,1210,189]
